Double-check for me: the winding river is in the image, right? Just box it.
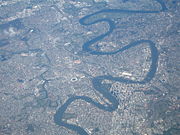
[54,0,167,134]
